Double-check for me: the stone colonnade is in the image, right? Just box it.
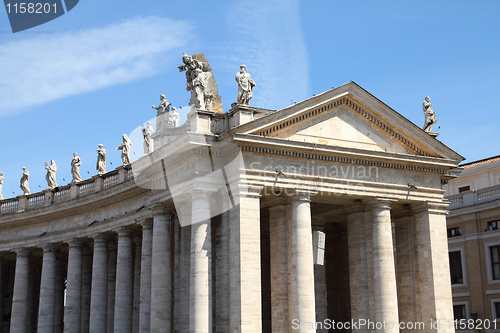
[0,191,454,332]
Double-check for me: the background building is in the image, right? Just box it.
[445,155,500,329]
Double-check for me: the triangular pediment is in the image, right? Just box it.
[233,82,463,162]
[267,106,411,154]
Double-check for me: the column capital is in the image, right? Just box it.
[366,197,395,210]
[290,189,317,202]
[15,248,30,257]
[140,218,154,229]
[116,227,133,237]
[41,244,58,252]
[68,238,83,247]
[92,234,108,244]
[344,199,365,215]
[151,205,172,215]
[411,201,448,216]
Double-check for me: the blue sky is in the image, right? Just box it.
[1,0,499,198]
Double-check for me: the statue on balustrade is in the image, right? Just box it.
[236,64,256,105]
[188,68,207,110]
[141,122,154,154]
[45,160,58,189]
[96,144,106,175]
[0,172,4,200]
[116,134,132,165]
[20,167,30,195]
[422,96,437,134]
[151,94,171,115]
[168,107,180,127]
[71,152,83,183]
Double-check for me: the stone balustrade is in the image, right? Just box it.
[0,166,131,215]
[446,183,500,209]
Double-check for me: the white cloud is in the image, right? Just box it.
[225,0,310,109]
[0,16,191,117]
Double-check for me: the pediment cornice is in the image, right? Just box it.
[229,82,463,163]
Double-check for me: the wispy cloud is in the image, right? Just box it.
[0,16,191,117]
[224,0,310,110]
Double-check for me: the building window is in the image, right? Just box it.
[495,302,500,319]
[458,186,470,193]
[491,246,500,280]
[449,251,464,284]
[453,304,467,320]
[448,227,461,237]
[488,221,500,231]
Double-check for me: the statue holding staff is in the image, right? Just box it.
[71,152,83,183]
[20,167,30,195]
[116,134,132,165]
[97,144,106,175]
[45,160,58,189]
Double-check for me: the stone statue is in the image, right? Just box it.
[20,167,30,195]
[151,94,171,115]
[178,52,214,110]
[0,172,4,200]
[168,107,180,127]
[188,68,206,110]
[204,92,214,112]
[422,96,437,134]
[116,134,132,165]
[96,144,106,175]
[236,64,256,105]
[71,152,83,183]
[141,122,154,154]
[45,160,58,189]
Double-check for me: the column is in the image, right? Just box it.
[89,235,108,333]
[65,240,83,333]
[178,210,191,332]
[55,254,66,333]
[288,190,316,332]
[132,235,142,333]
[393,206,419,332]
[150,206,172,332]
[107,240,117,332]
[413,202,454,332]
[139,219,153,333]
[269,198,289,333]
[114,229,134,333]
[190,190,212,332]
[370,199,399,332]
[37,245,57,333]
[80,245,93,333]
[346,200,370,332]
[215,205,230,333]
[10,249,30,333]
[229,185,262,332]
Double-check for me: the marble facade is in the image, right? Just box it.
[0,82,462,332]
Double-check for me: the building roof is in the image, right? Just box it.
[460,155,500,169]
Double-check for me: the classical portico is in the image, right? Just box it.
[0,81,462,332]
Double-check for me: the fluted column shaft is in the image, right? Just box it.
[269,200,289,332]
[114,229,134,333]
[346,201,370,332]
[10,249,30,333]
[37,245,57,333]
[89,235,108,332]
[288,191,316,332]
[150,206,172,332]
[65,240,83,333]
[139,220,153,332]
[190,191,212,332]
[371,200,399,332]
